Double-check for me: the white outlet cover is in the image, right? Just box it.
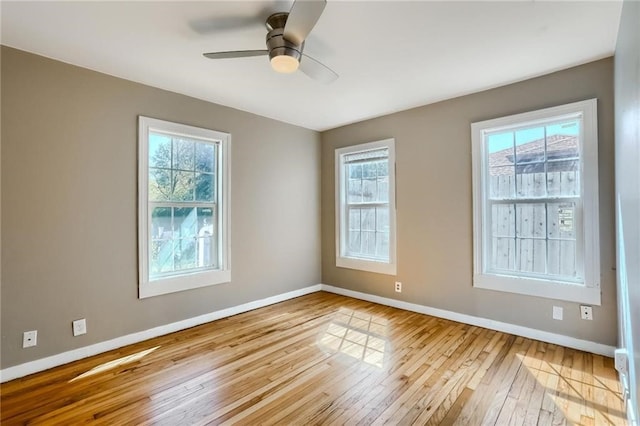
[580,305,593,320]
[73,318,87,336]
[552,306,563,320]
[23,330,37,348]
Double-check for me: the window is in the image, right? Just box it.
[335,139,396,275]
[471,99,600,304]
[138,117,230,298]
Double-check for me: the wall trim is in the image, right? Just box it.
[1,282,615,383]
[0,284,322,383]
[320,284,616,357]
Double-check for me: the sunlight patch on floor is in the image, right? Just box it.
[317,307,388,368]
[69,346,160,383]
[518,351,628,425]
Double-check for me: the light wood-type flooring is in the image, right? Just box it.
[0,292,627,425]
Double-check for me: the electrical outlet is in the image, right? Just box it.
[23,330,37,348]
[552,306,563,320]
[580,305,593,320]
[395,282,402,293]
[72,318,87,336]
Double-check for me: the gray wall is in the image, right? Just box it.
[0,47,322,369]
[614,0,640,420]
[321,58,617,346]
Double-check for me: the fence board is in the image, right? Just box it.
[488,171,578,278]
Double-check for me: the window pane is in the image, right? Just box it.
[515,128,546,198]
[548,240,577,277]
[546,121,579,160]
[362,178,376,202]
[149,133,172,169]
[516,238,546,273]
[197,207,216,268]
[349,208,361,230]
[348,231,361,253]
[149,168,172,201]
[515,203,546,273]
[174,207,197,238]
[376,232,389,258]
[362,231,376,256]
[151,207,172,240]
[348,178,362,203]
[197,207,215,235]
[490,204,516,271]
[195,142,215,173]
[174,238,196,270]
[348,163,362,179]
[151,240,173,274]
[515,127,545,164]
[376,207,389,232]
[489,167,515,199]
[488,133,515,199]
[547,202,576,239]
[363,162,377,178]
[547,160,580,197]
[491,237,516,271]
[197,236,215,268]
[377,161,388,178]
[516,203,546,239]
[195,173,214,202]
[361,208,375,231]
[173,171,194,201]
[173,138,194,171]
[377,177,389,202]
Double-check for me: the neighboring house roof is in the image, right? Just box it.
[489,134,579,175]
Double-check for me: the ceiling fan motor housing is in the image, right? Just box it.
[265,13,302,64]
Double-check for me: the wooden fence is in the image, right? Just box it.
[489,170,579,278]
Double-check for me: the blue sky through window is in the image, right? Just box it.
[487,120,579,153]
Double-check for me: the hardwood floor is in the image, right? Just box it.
[0,292,627,425]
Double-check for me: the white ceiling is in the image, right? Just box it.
[1,1,622,131]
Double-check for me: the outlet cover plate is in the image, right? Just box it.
[553,306,563,320]
[73,318,87,336]
[23,330,37,348]
[580,305,593,320]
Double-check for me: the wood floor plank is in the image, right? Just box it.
[0,292,627,425]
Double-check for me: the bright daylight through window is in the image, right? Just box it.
[471,99,600,304]
[138,117,230,298]
[335,139,396,275]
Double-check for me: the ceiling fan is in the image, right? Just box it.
[203,0,338,84]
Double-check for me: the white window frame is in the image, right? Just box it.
[335,139,397,275]
[471,99,600,305]
[138,116,231,298]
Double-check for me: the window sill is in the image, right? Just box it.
[473,272,600,305]
[336,256,396,276]
[139,269,231,299]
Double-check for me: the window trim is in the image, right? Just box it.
[335,138,397,275]
[471,99,600,305]
[138,116,231,299]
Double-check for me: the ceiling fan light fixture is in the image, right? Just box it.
[270,54,299,73]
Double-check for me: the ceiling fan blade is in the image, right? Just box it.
[283,0,326,46]
[203,50,268,60]
[299,53,338,84]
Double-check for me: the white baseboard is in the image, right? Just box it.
[0,284,322,383]
[320,284,616,357]
[1,282,616,383]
